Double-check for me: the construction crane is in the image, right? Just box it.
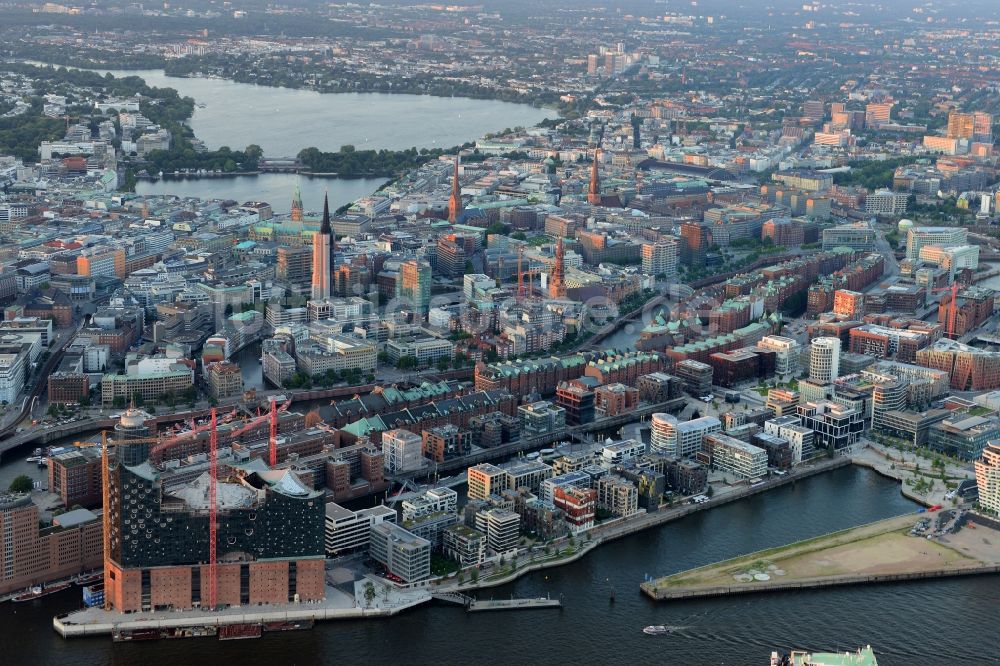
[87,401,297,612]
[225,397,292,466]
[148,407,237,459]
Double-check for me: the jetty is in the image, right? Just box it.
[642,512,1000,601]
[467,597,561,612]
[432,592,561,612]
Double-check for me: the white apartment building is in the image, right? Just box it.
[757,335,802,382]
[382,429,424,474]
[650,414,722,458]
[809,337,841,384]
[324,503,396,556]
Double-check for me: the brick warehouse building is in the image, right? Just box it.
[0,495,102,596]
[104,410,325,612]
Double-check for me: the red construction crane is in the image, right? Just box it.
[268,397,279,467]
[208,407,218,610]
[148,407,237,459]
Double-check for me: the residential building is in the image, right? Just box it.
[442,524,486,567]
[369,522,431,583]
[381,429,424,474]
[467,463,508,500]
[974,442,1000,514]
[703,433,768,479]
[809,337,841,384]
[595,476,639,518]
[552,486,596,533]
[650,414,722,458]
[479,508,520,554]
[324,503,396,556]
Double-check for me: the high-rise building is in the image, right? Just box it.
[310,194,334,301]
[397,259,432,315]
[549,236,567,298]
[651,413,721,458]
[975,442,1000,514]
[809,337,841,384]
[679,223,712,265]
[947,111,993,144]
[757,335,801,382]
[864,102,893,129]
[276,245,312,288]
[641,239,679,279]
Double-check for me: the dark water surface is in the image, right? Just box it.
[4,467,994,665]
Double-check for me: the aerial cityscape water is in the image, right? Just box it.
[3,2,1000,664]
[10,468,997,666]
[136,174,388,213]
[96,69,554,156]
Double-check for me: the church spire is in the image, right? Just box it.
[320,191,331,233]
[588,149,602,206]
[448,155,463,223]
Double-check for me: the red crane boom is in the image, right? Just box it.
[208,407,218,610]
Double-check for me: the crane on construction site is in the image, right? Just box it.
[87,400,292,612]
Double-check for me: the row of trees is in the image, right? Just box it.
[297,144,469,178]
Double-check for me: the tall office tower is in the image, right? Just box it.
[276,245,312,288]
[864,102,893,129]
[447,156,463,223]
[549,236,567,299]
[310,194,333,301]
[809,337,841,384]
[947,111,993,144]
[290,183,303,222]
[587,149,603,205]
[631,115,642,148]
[803,100,825,121]
[398,259,432,316]
[679,222,711,265]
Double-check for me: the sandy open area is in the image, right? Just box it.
[653,513,996,592]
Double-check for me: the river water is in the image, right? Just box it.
[3,466,995,665]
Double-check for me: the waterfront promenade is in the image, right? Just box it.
[438,456,851,594]
[54,579,431,638]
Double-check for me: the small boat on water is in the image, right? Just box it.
[76,572,103,586]
[12,582,72,602]
[643,625,674,636]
